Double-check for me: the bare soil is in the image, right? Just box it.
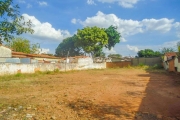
[0,68,180,120]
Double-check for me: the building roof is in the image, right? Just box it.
[0,44,13,50]
[164,52,177,57]
[12,51,61,59]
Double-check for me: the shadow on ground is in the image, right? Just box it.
[134,71,180,120]
[68,99,131,120]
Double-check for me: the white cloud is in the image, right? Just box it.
[78,11,143,36]
[142,18,174,33]
[160,40,179,50]
[38,1,48,6]
[71,18,82,25]
[22,14,71,41]
[121,37,127,42]
[27,4,32,8]
[103,47,117,55]
[77,11,175,37]
[18,0,25,3]
[71,19,77,24]
[87,0,96,5]
[174,22,180,38]
[127,45,139,52]
[97,0,139,8]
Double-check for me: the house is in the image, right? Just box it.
[163,52,177,72]
[174,56,180,72]
[0,45,12,58]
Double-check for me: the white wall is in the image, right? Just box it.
[0,62,106,75]
[174,57,180,72]
[0,46,12,57]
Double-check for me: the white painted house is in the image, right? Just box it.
[174,56,180,72]
[0,45,12,58]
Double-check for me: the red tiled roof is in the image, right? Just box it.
[164,52,177,57]
[12,51,61,59]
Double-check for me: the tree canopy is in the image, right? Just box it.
[177,41,180,53]
[55,35,83,57]
[55,26,121,57]
[105,25,121,50]
[6,37,40,54]
[137,49,161,57]
[75,26,108,57]
[0,0,34,44]
[160,47,175,54]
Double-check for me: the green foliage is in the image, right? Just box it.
[53,69,60,73]
[15,73,22,77]
[177,41,180,53]
[75,26,108,57]
[108,54,122,58]
[0,0,34,43]
[55,35,83,57]
[137,49,161,57]
[6,37,40,54]
[105,25,121,50]
[138,63,145,67]
[160,47,175,54]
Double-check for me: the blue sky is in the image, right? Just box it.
[14,0,180,56]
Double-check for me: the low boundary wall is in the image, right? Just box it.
[132,57,162,66]
[0,62,106,75]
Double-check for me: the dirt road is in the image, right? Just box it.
[0,68,180,120]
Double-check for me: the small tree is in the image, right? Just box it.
[6,37,40,54]
[137,49,161,57]
[160,47,175,54]
[177,41,180,53]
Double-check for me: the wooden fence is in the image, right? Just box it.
[106,61,131,68]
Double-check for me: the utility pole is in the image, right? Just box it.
[65,50,69,72]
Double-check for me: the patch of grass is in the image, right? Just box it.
[14,73,23,77]
[53,69,60,73]
[0,70,59,82]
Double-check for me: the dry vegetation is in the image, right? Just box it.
[0,67,180,120]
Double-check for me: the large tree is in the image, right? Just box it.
[137,49,161,57]
[75,26,108,57]
[55,35,83,57]
[105,25,121,50]
[6,37,40,54]
[0,0,34,44]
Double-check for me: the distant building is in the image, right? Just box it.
[163,52,177,72]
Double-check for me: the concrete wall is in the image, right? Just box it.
[174,57,180,72]
[0,46,12,57]
[0,62,106,75]
[132,57,162,66]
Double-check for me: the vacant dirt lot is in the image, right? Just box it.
[0,68,180,120]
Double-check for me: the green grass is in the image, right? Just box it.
[0,70,62,82]
[0,66,165,82]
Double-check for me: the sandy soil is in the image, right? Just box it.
[0,68,180,120]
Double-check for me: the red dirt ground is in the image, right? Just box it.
[0,68,180,120]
